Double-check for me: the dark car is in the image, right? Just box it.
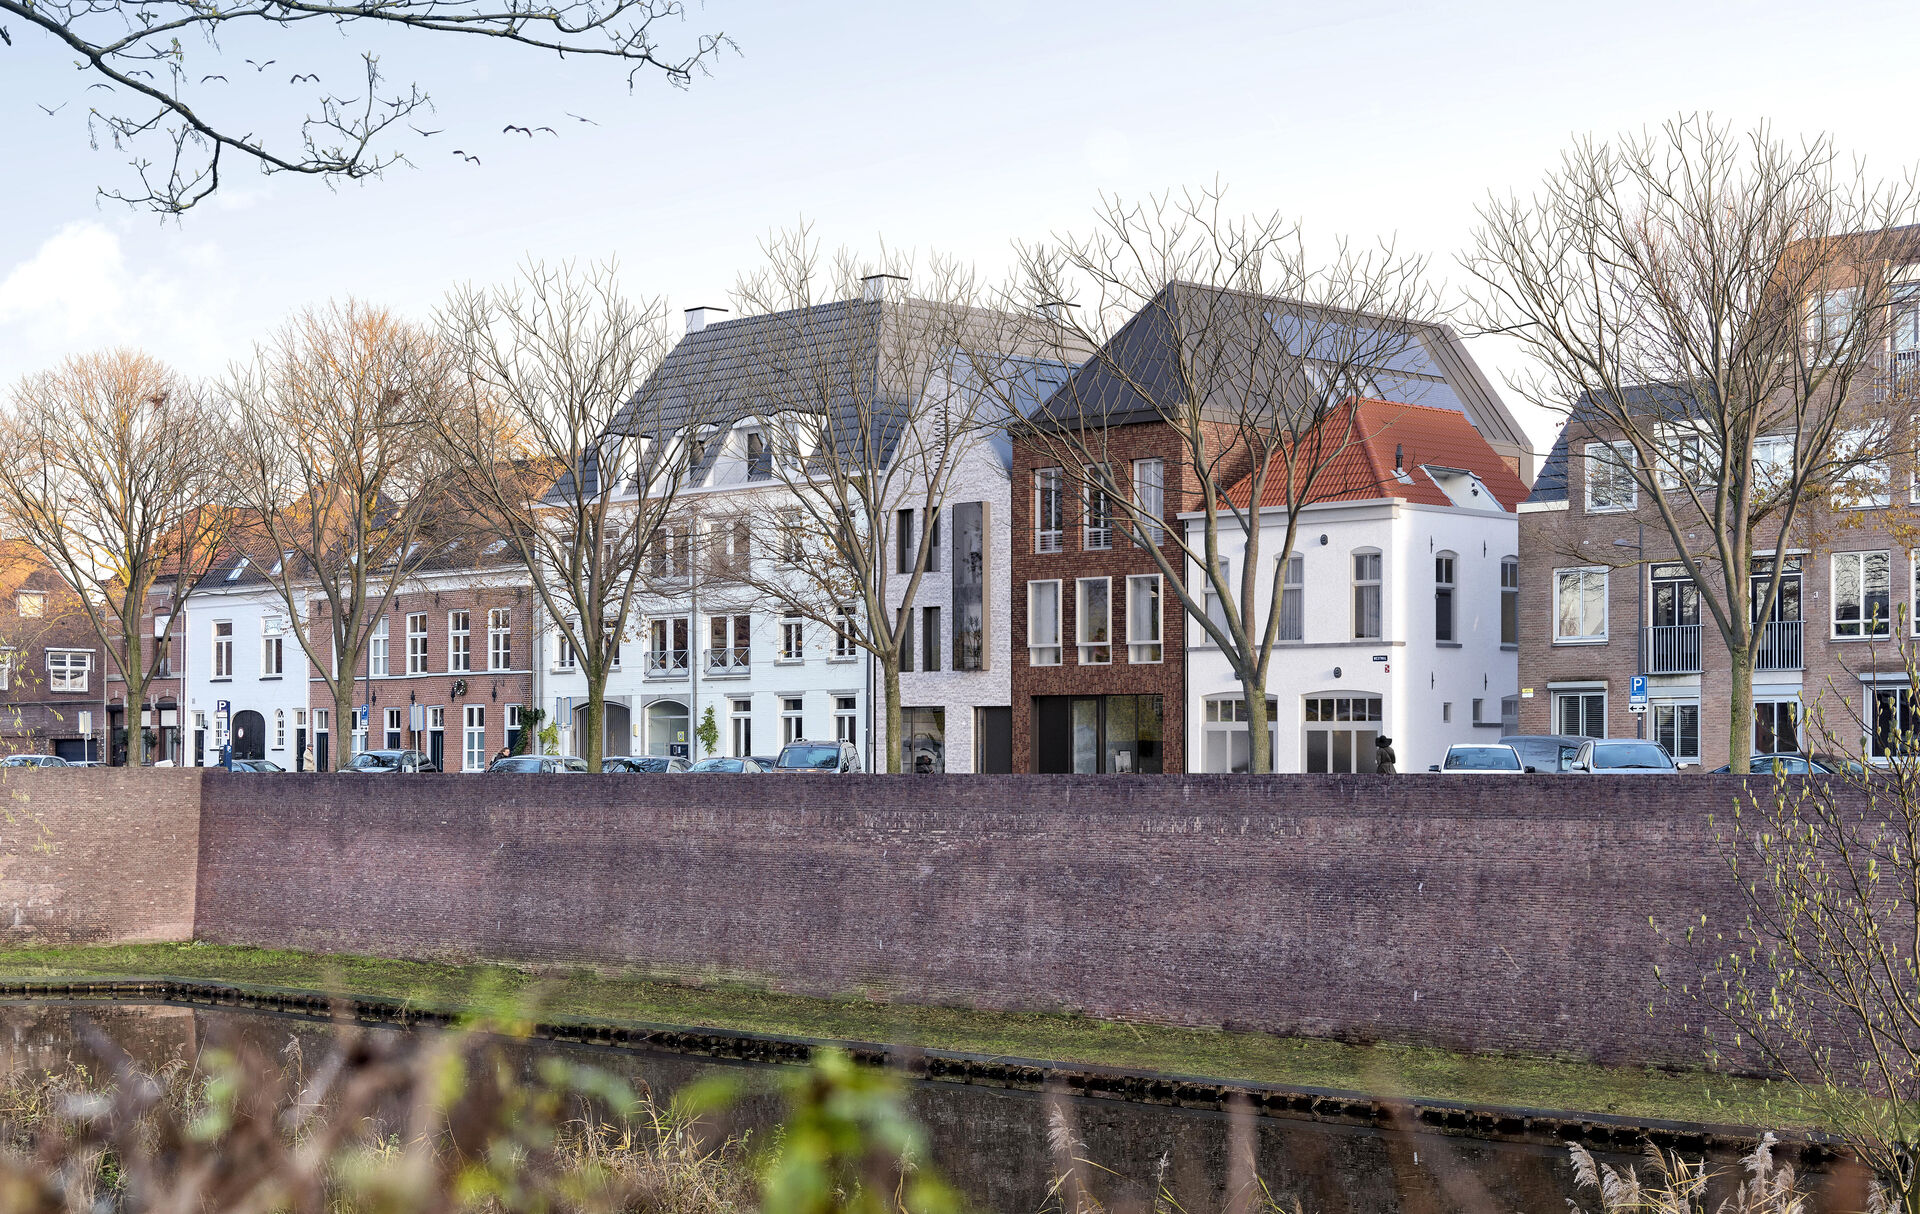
[1498,734,1588,774]
[1568,739,1678,773]
[748,756,781,771]
[226,758,286,773]
[602,756,689,773]
[1708,753,1840,775]
[686,756,766,773]
[341,749,433,773]
[774,740,864,773]
[487,755,589,774]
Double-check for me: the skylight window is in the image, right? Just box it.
[226,557,249,582]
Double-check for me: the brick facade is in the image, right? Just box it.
[1009,422,1191,773]
[0,544,109,761]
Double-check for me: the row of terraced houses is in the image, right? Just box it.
[10,236,1920,772]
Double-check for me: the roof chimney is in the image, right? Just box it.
[1394,443,1404,474]
[684,306,728,335]
[861,273,907,303]
[1038,299,1078,325]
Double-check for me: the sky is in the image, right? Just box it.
[6,0,1920,458]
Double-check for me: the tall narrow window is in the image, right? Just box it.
[1083,468,1113,551]
[1277,555,1304,642]
[1131,458,1164,547]
[779,509,805,562]
[1077,577,1112,664]
[926,507,940,572]
[153,613,172,677]
[488,608,511,670]
[385,707,404,750]
[213,620,234,679]
[922,605,941,672]
[1434,553,1456,643]
[782,696,805,744]
[1352,551,1383,641]
[1500,557,1519,647]
[835,695,858,744]
[834,607,857,658]
[896,508,915,575]
[369,616,389,677]
[261,617,284,677]
[556,624,577,670]
[448,611,471,672]
[1034,468,1063,553]
[274,710,286,750]
[1834,551,1893,638]
[1584,441,1637,512]
[1127,574,1162,663]
[1553,568,1608,641]
[406,613,429,674]
[730,697,753,756]
[781,615,805,661]
[745,430,770,480]
[464,704,486,772]
[1027,580,1062,665]
[1204,558,1233,638]
[1653,701,1700,763]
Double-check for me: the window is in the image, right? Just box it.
[385,707,404,750]
[369,616,389,677]
[1554,568,1608,642]
[274,709,287,751]
[448,611,471,672]
[153,614,172,677]
[745,429,770,480]
[899,607,914,674]
[834,608,857,659]
[1554,690,1606,739]
[1833,551,1892,638]
[900,706,945,774]
[897,508,916,575]
[1873,685,1918,760]
[213,620,234,679]
[730,698,753,756]
[1202,695,1281,773]
[1656,425,1714,490]
[779,509,805,563]
[1303,694,1384,774]
[708,614,750,671]
[555,624,577,670]
[1584,441,1637,512]
[1752,435,1795,500]
[782,696,805,744]
[648,617,689,674]
[464,704,486,771]
[260,628,283,677]
[504,705,519,752]
[1434,553,1456,643]
[1500,557,1519,647]
[1127,574,1162,663]
[926,508,940,572]
[46,649,90,692]
[1832,426,1892,509]
[1027,580,1062,665]
[488,609,511,670]
[1076,577,1111,664]
[1755,700,1800,754]
[15,592,43,619]
[1034,468,1063,553]
[1083,469,1113,550]
[922,605,941,672]
[1471,698,1488,726]
[1442,702,1452,723]
[405,613,429,674]
[781,615,805,661]
[1652,701,1700,763]
[1351,550,1382,641]
[1806,286,1858,361]
[1131,458,1164,547]
[1205,558,1232,638]
[1277,555,1304,643]
[0,651,12,691]
[835,695,857,744]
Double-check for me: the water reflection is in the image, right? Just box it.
[0,1000,1789,1213]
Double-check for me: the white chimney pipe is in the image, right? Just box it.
[684,306,729,334]
[861,274,907,303]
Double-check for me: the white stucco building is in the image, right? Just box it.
[1184,399,1527,775]
[181,557,314,768]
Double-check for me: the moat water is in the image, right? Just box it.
[0,1000,1843,1213]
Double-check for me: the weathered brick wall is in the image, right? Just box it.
[0,770,201,944]
[192,772,1763,1066]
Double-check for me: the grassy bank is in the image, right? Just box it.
[0,941,1817,1131]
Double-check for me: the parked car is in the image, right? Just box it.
[1568,739,1678,773]
[1810,752,1870,777]
[486,755,590,774]
[687,756,766,773]
[341,749,433,773]
[0,754,70,768]
[603,756,689,773]
[1429,744,1532,774]
[225,758,286,773]
[748,756,781,771]
[1498,734,1587,774]
[1707,753,1843,775]
[774,740,864,773]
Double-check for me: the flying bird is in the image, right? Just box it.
[289,72,320,83]
[564,111,598,125]
[37,102,66,115]
[410,125,443,136]
[452,150,481,164]
[245,58,276,71]
[200,74,227,83]
[534,126,556,136]
[503,124,533,136]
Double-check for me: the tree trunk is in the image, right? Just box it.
[124,668,147,767]
[332,684,355,772]
[583,667,608,767]
[1728,647,1754,775]
[882,658,903,773]
[1241,669,1272,774]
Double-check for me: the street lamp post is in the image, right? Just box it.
[1613,524,1646,740]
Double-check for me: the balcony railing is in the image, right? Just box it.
[644,648,688,678]
[705,646,750,676]
[1755,619,1804,672]
[1641,624,1702,675]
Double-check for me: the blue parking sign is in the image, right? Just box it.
[1629,675,1648,705]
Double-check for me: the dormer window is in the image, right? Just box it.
[15,592,44,619]
[745,430,771,481]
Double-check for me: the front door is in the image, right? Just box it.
[294,728,307,771]
[231,710,266,760]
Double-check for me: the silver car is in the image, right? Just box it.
[1568,739,1678,773]
[1430,744,1532,774]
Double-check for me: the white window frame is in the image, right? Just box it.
[730,697,753,757]
[1434,551,1457,643]
[273,709,287,751]
[369,616,389,677]
[1126,574,1162,663]
[1276,554,1304,643]
[1351,549,1383,641]
[1027,579,1062,666]
[1553,567,1609,643]
[1076,576,1111,665]
[448,610,472,673]
[212,620,234,679]
[46,648,91,693]
[835,695,857,744]
[1651,700,1700,763]
[0,649,12,691]
[15,592,44,619]
[1552,687,1607,739]
[781,696,805,745]
[1034,467,1064,553]
[1131,458,1165,547]
[833,608,858,660]
[1833,550,1894,639]
[1832,425,1893,509]
[488,608,511,670]
[781,615,805,662]
[261,631,283,677]
[464,703,486,772]
[555,622,577,670]
[1583,441,1637,513]
[406,612,429,674]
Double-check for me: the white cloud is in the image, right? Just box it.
[0,222,129,343]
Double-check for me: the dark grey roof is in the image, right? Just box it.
[1525,383,1703,505]
[1528,429,1570,504]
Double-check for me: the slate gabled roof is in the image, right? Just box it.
[1524,383,1702,505]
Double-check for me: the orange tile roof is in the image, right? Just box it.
[1227,398,1528,511]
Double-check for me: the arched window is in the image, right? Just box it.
[1201,694,1279,773]
[1303,693,1385,773]
[1435,552,1457,643]
[1351,549,1382,640]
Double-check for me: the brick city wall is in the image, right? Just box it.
[183,771,1770,1067]
[0,769,202,944]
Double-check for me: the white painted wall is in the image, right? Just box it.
[181,582,312,767]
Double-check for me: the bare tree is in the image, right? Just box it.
[4,0,729,213]
[701,232,1034,771]
[1007,187,1445,773]
[0,349,228,766]
[222,301,454,770]
[435,259,697,769]
[1463,116,1920,773]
